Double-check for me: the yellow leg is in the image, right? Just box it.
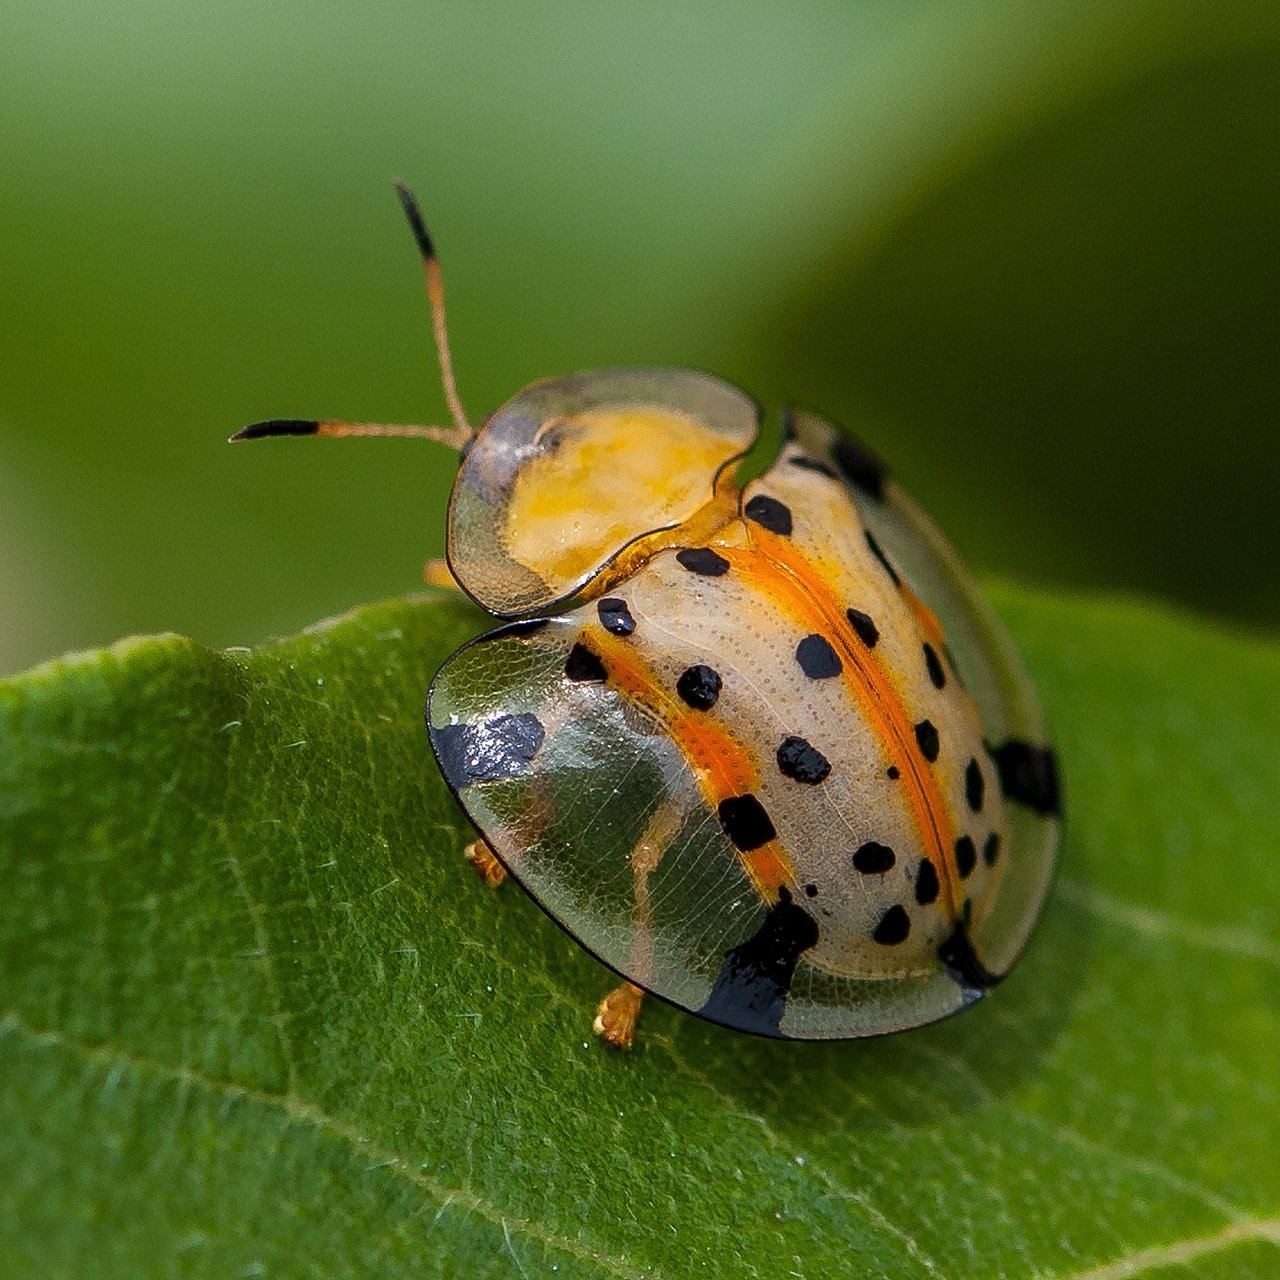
[463,838,507,888]
[423,558,463,591]
[593,981,646,1050]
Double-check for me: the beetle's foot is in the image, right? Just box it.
[423,558,463,591]
[463,839,507,888]
[593,981,645,1049]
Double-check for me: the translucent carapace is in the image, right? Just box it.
[428,385,1060,1039]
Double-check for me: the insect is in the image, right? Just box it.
[234,183,1060,1046]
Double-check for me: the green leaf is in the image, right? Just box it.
[2,587,1278,1279]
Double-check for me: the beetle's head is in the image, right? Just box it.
[449,367,759,617]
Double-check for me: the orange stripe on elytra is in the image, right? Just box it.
[904,585,945,647]
[720,529,960,916]
[584,626,794,900]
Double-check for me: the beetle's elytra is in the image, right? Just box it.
[235,184,1060,1046]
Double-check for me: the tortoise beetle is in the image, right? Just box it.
[234,184,1060,1046]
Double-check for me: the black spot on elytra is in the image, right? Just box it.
[564,642,607,683]
[717,794,777,851]
[915,858,940,905]
[955,835,977,879]
[431,713,545,791]
[983,832,1001,866]
[776,735,831,784]
[923,642,946,689]
[852,842,895,874]
[864,530,901,587]
[873,904,911,945]
[803,883,819,898]
[914,719,940,763]
[965,758,985,813]
[789,453,838,480]
[699,886,819,1036]
[676,664,722,711]
[596,597,635,636]
[795,633,842,679]
[886,764,900,780]
[744,494,793,536]
[832,434,888,500]
[990,741,1062,816]
[846,607,879,648]
[938,924,1000,999]
[676,547,730,577]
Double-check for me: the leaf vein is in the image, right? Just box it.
[1056,1214,1280,1280]
[1057,878,1280,968]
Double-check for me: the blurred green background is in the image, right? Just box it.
[3,1,1279,676]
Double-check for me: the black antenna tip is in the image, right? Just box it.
[229,418,319,442]
[393,179,435,260]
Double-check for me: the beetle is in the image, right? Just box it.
[233,183,1060,1047]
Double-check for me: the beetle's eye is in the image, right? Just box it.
[447,367,761,616]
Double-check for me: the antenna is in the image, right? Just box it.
[394,180,471,438]
[229,419,469,444]
[230,181,476,450]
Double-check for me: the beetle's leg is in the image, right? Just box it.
[423,558,464,591]
[463,838,507,888]
[463,777,555,892]
[594,981,645,1049]
[592,799,681,1049]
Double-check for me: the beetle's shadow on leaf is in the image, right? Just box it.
[425,783,1091,1139]
[630,877,1091,1138]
